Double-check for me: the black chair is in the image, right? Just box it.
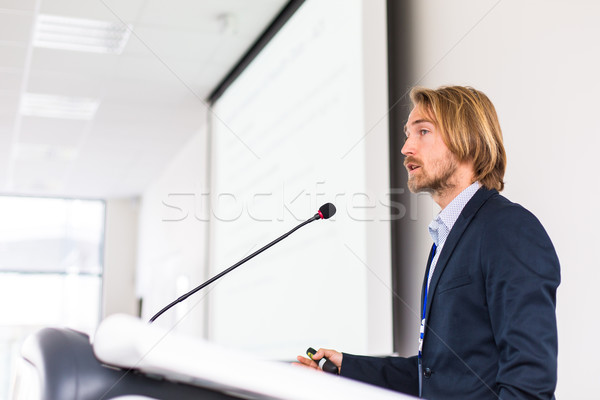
[16,327,241,400]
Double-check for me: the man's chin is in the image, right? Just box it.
[407,180,435,195]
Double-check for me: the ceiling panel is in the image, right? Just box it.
[100,77,211,106]
[29,47,120,78]
[0,11,35,43]
[0,120,16,143]
[0,115,14,134]
[0,124,12,141]
[0,144,10,188]
[18,116,86,147]
[138,0,288,33]
[93,101,196,125]
[15,142,78,163]
[12,157,71,194]
[39,0,145,22]
[138,0,251,31]
[0,92,19,114]
[0,0,290,198]
[123,27,222,62]
[113,54,188,84]
[0,44,29,70]
[0,70,23,92]
[0,0,38,13]
[26,69,107,98]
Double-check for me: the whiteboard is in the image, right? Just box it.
[209,0,375,359]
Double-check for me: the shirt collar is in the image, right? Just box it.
[428,181,481,247]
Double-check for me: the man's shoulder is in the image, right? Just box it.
[473,188,539,224]
[472,189,555,251]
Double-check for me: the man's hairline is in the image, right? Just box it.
[404,102,439,137]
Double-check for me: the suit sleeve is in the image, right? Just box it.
[340,353,419,396]
[483,207,560,399]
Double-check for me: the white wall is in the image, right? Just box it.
[136,123,210,335]
[103,198,139,317]
[361,0,393,355]
[409,1,600,397]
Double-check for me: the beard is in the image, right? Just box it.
[405,155,458,195]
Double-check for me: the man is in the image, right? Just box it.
[296,86,560,399]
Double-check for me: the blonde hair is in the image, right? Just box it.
[409,85,507,192]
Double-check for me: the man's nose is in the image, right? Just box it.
[401,136,415,156]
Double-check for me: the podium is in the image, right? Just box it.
[15,314,414,400]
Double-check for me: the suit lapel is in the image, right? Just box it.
[421,244,436,317]
[423,188,497,323]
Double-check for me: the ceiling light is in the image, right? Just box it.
[20,93,100,120]
[34,14,132,54]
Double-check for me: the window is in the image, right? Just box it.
[0,196,105,398]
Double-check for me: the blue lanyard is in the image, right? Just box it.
[419,243,437,358]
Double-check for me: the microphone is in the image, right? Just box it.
[149,203,336,323]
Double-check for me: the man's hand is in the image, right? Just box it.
[294,348,343,372]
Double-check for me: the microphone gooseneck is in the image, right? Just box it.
[149,203,336,323]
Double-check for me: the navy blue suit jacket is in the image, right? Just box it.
[340,188,560,399]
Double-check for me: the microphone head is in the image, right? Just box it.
[318,203,336,219]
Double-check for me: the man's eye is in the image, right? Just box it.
[420,129,429,135]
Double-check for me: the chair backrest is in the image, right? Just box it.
[15,327,236,400]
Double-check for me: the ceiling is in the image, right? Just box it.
[0,0,289,199]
